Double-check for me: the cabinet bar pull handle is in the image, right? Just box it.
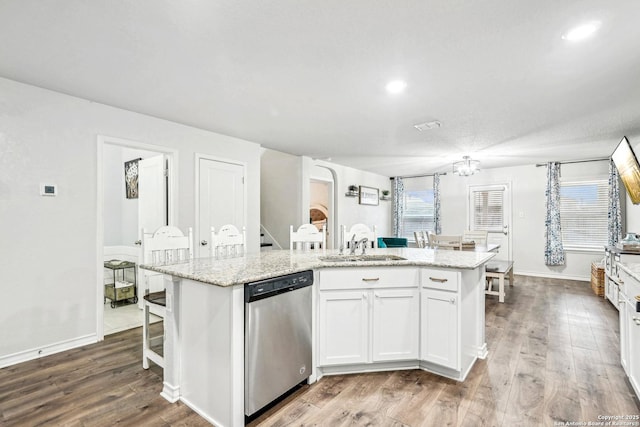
[362,278,380,282]
[429,277,448,283]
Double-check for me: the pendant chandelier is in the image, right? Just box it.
[453,156,480,176]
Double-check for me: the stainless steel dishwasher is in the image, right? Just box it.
[244,270,313,417]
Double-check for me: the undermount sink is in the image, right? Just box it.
[319,254,407,263]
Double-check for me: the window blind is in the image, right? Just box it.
[399,189,435,240]
[472,189,504,232]
[559,180,608,249]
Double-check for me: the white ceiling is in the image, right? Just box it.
[1,1,639,177]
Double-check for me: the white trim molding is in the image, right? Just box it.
[0,334,97,369]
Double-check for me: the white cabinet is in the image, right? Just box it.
[617,263,640,401]
[318,291,369,366]
[420,289,459,370]
[620,293,629,374]
[629,306,640,395]
[605,247,640,309]
[318,288,419,366]
[372,289,419,362]
[318,267,419,367]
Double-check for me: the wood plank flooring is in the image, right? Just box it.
[1,275,638,426]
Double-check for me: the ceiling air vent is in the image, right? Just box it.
[413,120,442,131]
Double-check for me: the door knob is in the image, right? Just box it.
[201,240,208,246]
[134,240,142,245]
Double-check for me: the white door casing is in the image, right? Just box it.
[468,183,512,261]
[196,155,246,258]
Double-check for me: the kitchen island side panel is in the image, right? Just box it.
[179,279,244,427]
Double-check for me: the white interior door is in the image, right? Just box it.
[468,184,512,261]
[137,155,168,303]
[198,157,245,257]
[138,155,167,234]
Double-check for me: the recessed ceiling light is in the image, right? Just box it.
[562,21,601,41]
[385,80,407,94]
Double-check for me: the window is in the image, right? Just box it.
[559,179,608,249]
[399,189,435,240]
[471,189,504,232]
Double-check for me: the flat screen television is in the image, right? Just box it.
[612,136,640,204]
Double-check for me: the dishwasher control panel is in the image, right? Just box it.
[244,270,314,302]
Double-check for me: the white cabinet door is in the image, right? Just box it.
[372,289,419,362]
[319,290,369,366]
[627,302,640,389]
[621,297,629,375]
[421,289,459,370]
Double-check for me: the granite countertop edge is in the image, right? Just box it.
[140,248,497,287]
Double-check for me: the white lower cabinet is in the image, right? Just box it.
[372,289,419,361]
[318,290,369,366]
[629,306,640,394]
[318,288,419,366]
[617,264,640,401]
[420,288,459,370]
[620,294,629,375]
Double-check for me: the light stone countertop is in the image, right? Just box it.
[140,247,497,287]
[618,262,640,282]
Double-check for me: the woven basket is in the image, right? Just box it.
[591,262,605,297]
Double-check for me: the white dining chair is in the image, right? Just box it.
[463,230,488,245]
[341,224,378,251]
[211,224,246,258]
[414,231,428,248]
[431,234,462,250]
[141,225,193,370]
[290,224,327,251]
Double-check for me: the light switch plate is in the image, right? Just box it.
[40,184,57,196]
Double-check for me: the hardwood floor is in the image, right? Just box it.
[1,275,638,426]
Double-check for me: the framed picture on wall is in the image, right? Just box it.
[124,158,142,199]
[359,186,379,206]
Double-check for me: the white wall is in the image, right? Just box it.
[260,149,302,249]
[260,151,392,249]
[303,157,392,247]
[440,160,610,281]
[0,77,262,364]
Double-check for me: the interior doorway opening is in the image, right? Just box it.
[97,136,177,341]
[310,170,335,249]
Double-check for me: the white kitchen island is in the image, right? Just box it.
[141,247,495,427]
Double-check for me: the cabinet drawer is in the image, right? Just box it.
[319,267,419,290]
[421,268,460,292]
[620,268,640,301]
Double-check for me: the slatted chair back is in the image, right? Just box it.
[341,224,378,249]
[431,234,463,250]
[463,230,489,246]
[211,224,246,259]
[290,224,327,251]
[414,231,429,248]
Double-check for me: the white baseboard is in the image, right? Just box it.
[161,382,181,403]
[0,334,97,369]
[515,270,589,282]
